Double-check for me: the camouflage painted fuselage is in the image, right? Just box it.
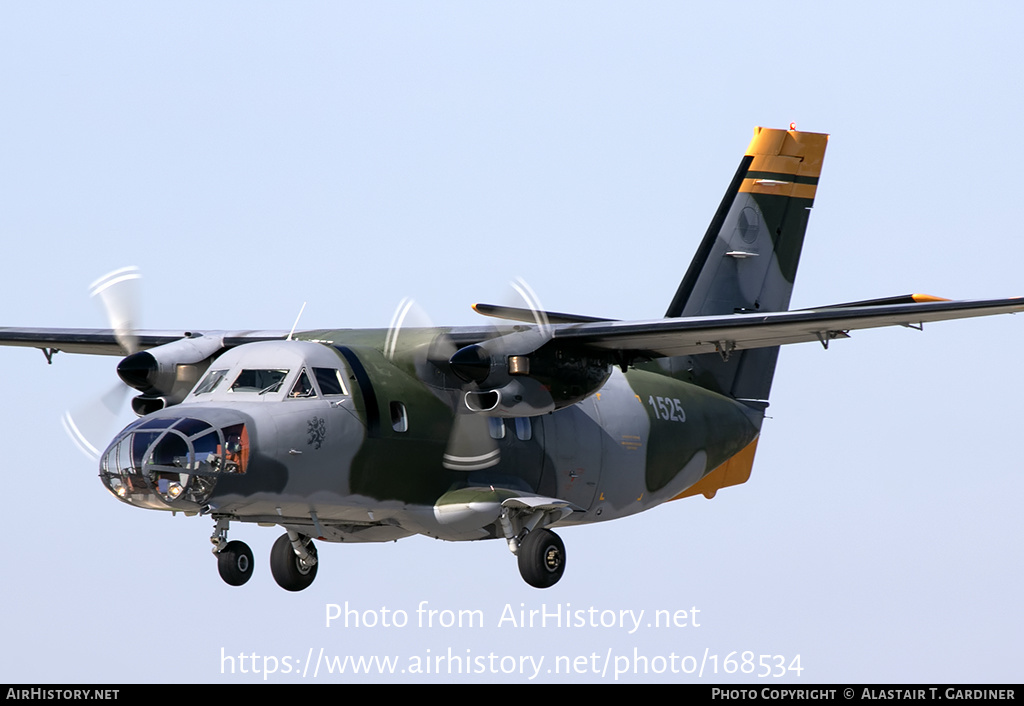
[101,330,762,544]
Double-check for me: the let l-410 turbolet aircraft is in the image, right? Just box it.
[2,126,1021,591]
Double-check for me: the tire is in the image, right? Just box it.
[517,528,565,588]
[217,540,254,586]
[270,533,318,591]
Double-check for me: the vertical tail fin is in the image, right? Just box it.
[668,127,829,404]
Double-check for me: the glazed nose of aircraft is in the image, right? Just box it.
[99,415,250,511]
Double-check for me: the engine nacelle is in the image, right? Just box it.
[117,334,225,410]
[450,335,612,417]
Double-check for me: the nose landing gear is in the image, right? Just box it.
[217,540,254,586]
[211,518,254,586]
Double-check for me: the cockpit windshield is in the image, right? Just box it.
[187,340,353,402]
[289,369,315,398]
[230,369,289,394]
[194,369,228,395]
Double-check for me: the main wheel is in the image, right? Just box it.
[517,528,565,588]
[270,533,318,592]
[217,540,254,586]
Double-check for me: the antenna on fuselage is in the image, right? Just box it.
[287,302,307,341]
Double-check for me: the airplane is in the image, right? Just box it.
[2,125,1021,591]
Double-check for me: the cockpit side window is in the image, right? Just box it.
[230,369,289,394]
[313,368,348,396]
[289,369,316,399]
[194,369,228,395]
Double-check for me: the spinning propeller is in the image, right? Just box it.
[61,267,143,460]
[386,279,559,472]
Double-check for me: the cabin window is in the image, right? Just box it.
[488,417,506,440]
[514,417,532,441]
[390,401,408,432]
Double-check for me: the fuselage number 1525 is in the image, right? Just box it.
[648,395,686,423]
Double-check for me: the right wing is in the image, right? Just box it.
[545,296,1024,359]
[0,328,288,358]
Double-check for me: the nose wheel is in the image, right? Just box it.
[212,518,254,587]
[216,540,255,586]
[517,528,565,589]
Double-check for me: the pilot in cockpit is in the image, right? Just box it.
[289,369,315,399]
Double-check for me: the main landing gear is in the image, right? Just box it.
[211,519,319,591]
[500,500,572,588]
[269,532,318,592]
[516,528,566,589]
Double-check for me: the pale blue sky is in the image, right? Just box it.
[1,1,1021,683]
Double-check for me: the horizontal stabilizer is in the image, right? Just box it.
[812,293,950,309]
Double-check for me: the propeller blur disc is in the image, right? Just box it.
[63,266,143,460]
[385,297,434,361]
[89,265,142,355]
[509,276,550,335]
[61,381,131,460]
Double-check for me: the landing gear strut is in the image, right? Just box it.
[212,518,254,586]
[516,528,566,589]
[270,531,319,592]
